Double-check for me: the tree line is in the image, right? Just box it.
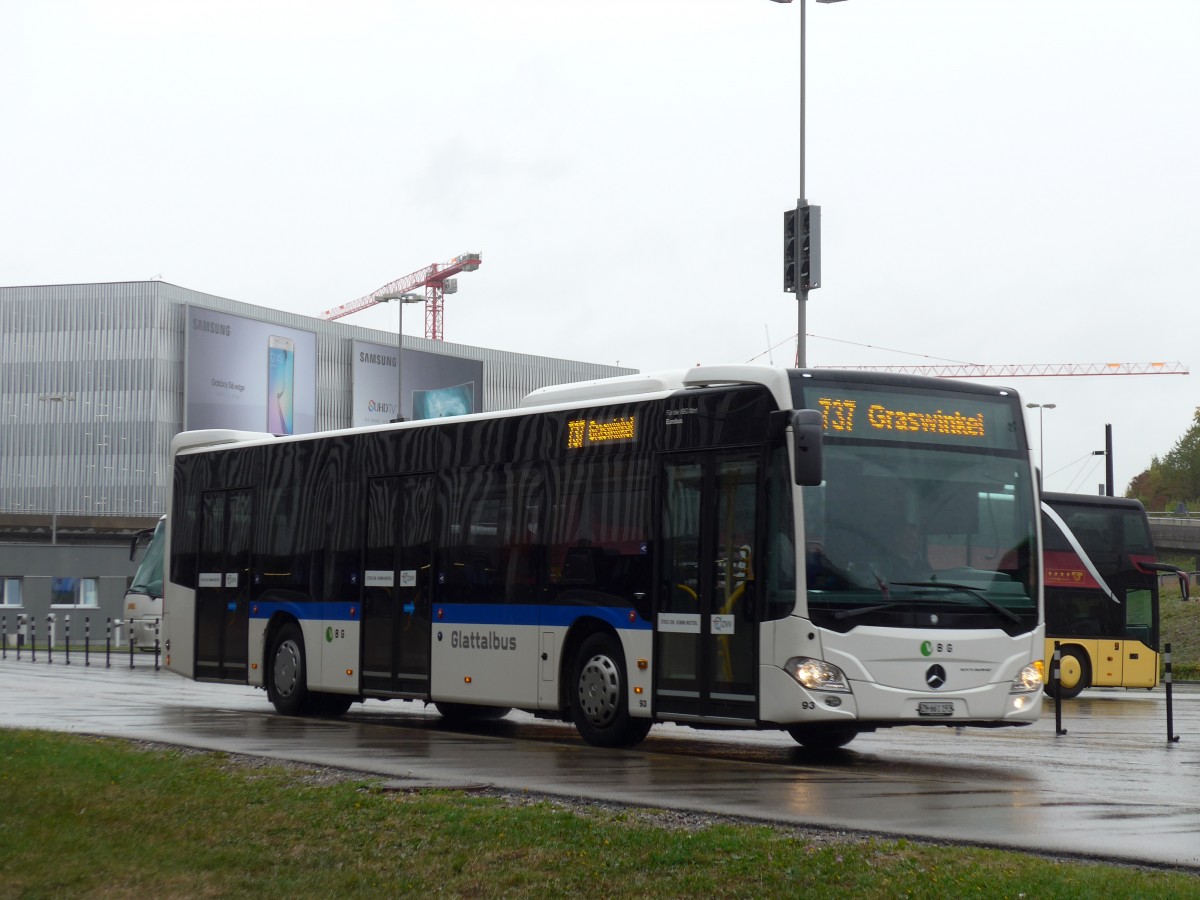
[1127,407,1200,513]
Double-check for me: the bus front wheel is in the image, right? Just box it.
[787,726,858,750]
[1046,647,1089,700]
[570,633,651,749]
[270,623,312,716]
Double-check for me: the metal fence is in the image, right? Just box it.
[0,613,160,669]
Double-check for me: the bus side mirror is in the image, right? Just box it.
[790,409,824,486]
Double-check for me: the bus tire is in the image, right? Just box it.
[434,702,512,723]
[787,726,857,750]
[269,623,312,716]
[570,633,651,749]
[1045,647,1089,700]
[312,692,354,718]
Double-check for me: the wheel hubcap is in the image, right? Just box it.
[578,653,620,727]
[274,639,301,698]
[1059,655,1082,689]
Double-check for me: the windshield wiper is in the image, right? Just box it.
[831,569,899,620]
[832,600,907,621]
[892,581,1022,624]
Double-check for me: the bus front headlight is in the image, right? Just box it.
[1010,661,1044,693]
[785,657,851,693]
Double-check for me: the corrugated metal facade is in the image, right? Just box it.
[0,282,633,520]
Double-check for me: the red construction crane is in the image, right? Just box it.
[321,252,482,341]
[817,361,1189,378]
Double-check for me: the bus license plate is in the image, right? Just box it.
[918,701,955,717]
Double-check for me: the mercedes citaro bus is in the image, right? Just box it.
[162,366,1045,749]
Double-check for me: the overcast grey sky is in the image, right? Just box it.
[4,1,1197,497]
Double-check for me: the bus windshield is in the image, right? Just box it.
[129,518,167,600]
[793,377,1038,636]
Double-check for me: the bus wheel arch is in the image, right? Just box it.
[1046,645,1090,700]
[267,618,312,716]
[557,618,609,713]
[569,629,651,748]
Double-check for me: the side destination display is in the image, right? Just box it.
[567,415,637,450]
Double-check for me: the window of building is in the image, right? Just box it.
[0,577,22,606]
[50,577,99,607]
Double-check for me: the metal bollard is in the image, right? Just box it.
[1052,641,1066,736]
[106,618,112,669]
[85,616,91,667]
[1,615,5,661]
[1165,643,1180,744]
[47,615,53,665]
[129,626,136,669]
[64,614,71,665]
[30,617,36,663]
[154,618,161,671]
[16,615,22,661]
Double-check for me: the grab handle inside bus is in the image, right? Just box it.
[789,409,824,486]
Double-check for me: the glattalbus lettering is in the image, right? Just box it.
[867,404,985,437]
[450,629,517,651]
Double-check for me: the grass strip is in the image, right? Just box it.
[0,729,1196,899]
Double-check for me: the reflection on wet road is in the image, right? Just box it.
[2,659,1197,870]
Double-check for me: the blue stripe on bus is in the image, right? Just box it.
[249,600,652,631]
[251,600,358,621]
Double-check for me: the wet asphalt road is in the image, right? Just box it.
[2,657,1198,870]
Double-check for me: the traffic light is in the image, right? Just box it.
[783,207,798,292]
[783,203,821,293]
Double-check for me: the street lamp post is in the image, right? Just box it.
[771,0,847,368]
[1025,402,1056,474]
[1091,424,1114,496]
[378,292,425,423]
[39,392,77,545]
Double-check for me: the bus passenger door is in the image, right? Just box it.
[361,474,435,696]
[655,452,759,723]
[195,488,253,682]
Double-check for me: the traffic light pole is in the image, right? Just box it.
[797,0,809,368]
[776,0,844,368]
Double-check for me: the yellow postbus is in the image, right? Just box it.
[1042,492,1188,699]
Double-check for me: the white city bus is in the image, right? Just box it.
[163,365,1044,749]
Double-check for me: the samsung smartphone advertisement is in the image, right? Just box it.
[352,339,483,427]
[185,306,316,435]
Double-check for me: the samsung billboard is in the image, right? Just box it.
[184,306,317,435]
[352,339,483,426]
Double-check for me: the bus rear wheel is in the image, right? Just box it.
[270,623,312,716]
[1045,647,1089,700]
[571,633,651,749]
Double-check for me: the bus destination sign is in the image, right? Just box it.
[818,397,985,439]
[801,386,1020,451]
